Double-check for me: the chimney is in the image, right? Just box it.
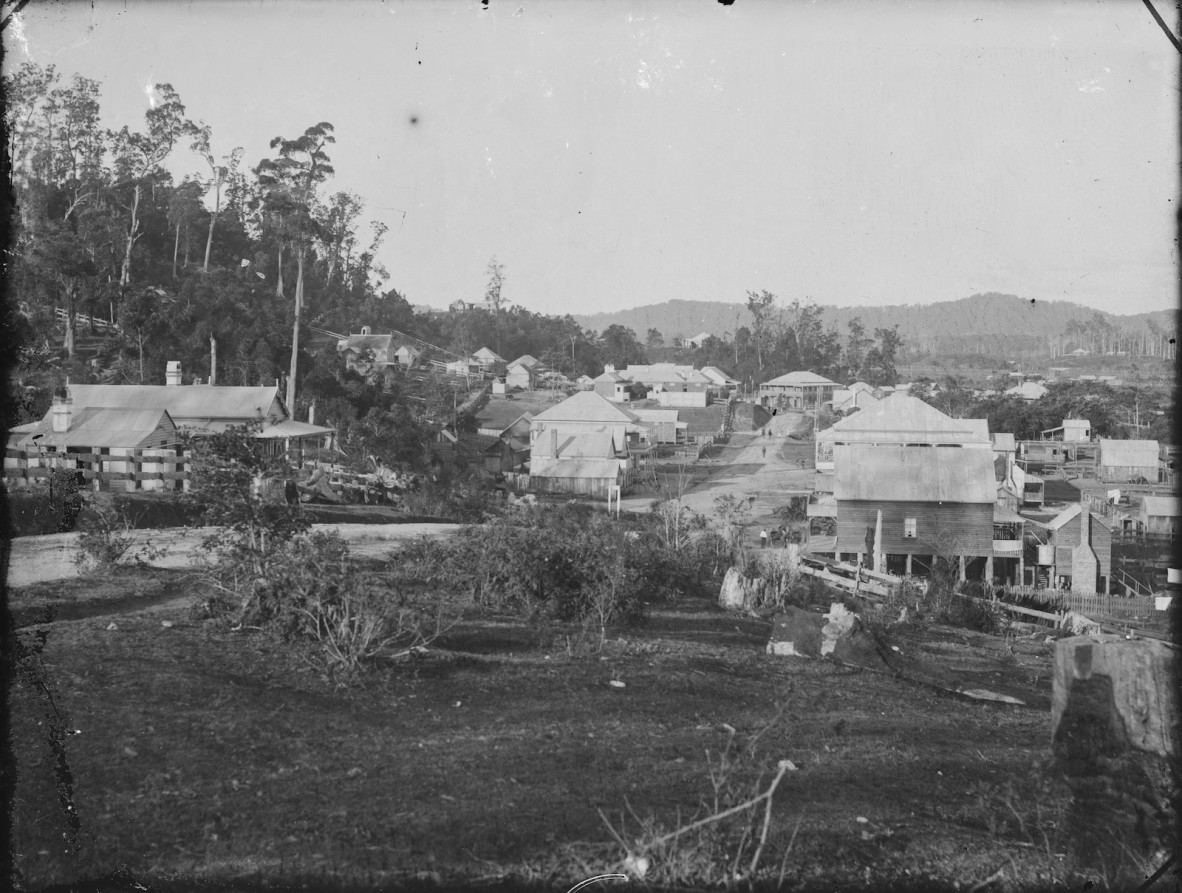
[604,363,615,374]
[166,360,182,386]
[550,427,558,459]
[52,393,72,433]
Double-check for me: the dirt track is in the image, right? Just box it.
[6,522,464,588]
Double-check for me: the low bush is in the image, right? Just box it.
[73,501,167,571]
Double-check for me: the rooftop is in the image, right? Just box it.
[834,443,996,503]
[761,371,839,387]
[818,394,989,443]
[67,384,285,426]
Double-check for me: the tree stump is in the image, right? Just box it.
[1051,635,1178,875]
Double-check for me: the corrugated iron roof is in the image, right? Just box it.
[532,391,640,424]
[19,407,177,449]
[992,433,1016,450]
[556,430,619,459]
[530,458,623,480]
[1141,496,1179,518]
[340,334,394,353]
[255,420,335,439]
[819,394,988,443]
[631,409,680,424]
[69,384,285,424]
[1098,438,1159,467]
[762,370,838,387]
[834,444,995,503]
[474,347,504,361]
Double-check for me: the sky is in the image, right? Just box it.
[5,0,1179,318]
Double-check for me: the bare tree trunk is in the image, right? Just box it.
[173,223,180,279]
[286,244,304,413]
[121,183,142,287]
[210,333,218,386]
[275,243,285,298]
[203,190,220,273]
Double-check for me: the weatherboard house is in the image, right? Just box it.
[819,443,998,581]
[757,371,838,410]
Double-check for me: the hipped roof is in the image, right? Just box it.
[532,391,640,424]
[68,384,285,424]
[834,444,995,503]
[762,370,839,387]
[818,394,989,443]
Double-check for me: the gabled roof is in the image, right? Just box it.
[1098,438,1159,466]
[762,371,839,387]
[254,420,335,439]
[818,394,988,444]
[556,430,620,459]
[474,347,505,362]
[531,391,640,425]
[339,334,393,353]
[846,381,875,393]
[992,433,1017,450]
[68,384,286,426]
[19,407,178,449]
[1141,496,1179,517]
[1005,381,1048,400]
[1046,503,1112,531]
[699,366,739,385]
[594,370,626,383]
[509,354,542,369]
[393,344,422,357]
[834,444,995,503]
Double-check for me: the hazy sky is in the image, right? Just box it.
[6,0,1178,317]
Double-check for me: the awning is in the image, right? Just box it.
[257,421,336,439]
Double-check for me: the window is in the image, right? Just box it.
[903,518,917,538]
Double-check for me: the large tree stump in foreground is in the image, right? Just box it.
[1052,635,1178,874]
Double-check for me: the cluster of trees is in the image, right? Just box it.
[1051,313,1178,360]
[5,62,909,476]
[640,291,904,389]
[909,378,1173,443]
[4,64,397,424]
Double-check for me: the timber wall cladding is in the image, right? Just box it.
[835,501,993,555]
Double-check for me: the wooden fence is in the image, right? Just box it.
[5,447,190,492]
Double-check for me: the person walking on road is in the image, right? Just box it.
[760,528,768,548]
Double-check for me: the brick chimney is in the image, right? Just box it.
[550,427,558,459]
[51,392,72,433]
[166,360,182,386]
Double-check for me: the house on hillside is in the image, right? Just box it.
[393,345,422,368]
[9,393,184,493]
[476,409,534,441]
[817,443,998,581]
[338,331,395,371]
[484,436,530,476]
[65,364,333,456]
[1098,438,1159,483]
[685,332,712,348]
[758,371,838,410]
[505,360,537,390]
[699,366,739,397]
[444,356,483,376]
[1138,496,1179,537]
[813,393,991,491]
[473,347,505,368]
[576,374,595,390]
[616,363,710,393]
[1034,504,1113,593]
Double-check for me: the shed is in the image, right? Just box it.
[1098,438,1159,482]
[1043,504,1113,592]
[1139,496,1179,537]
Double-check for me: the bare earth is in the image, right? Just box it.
[5,522,464,588]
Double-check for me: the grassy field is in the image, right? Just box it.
[9,562,1106,892]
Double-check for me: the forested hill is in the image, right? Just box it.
[572,293,1177,347]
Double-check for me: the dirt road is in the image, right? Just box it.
[620,409,818,527]
[6,522,464,588]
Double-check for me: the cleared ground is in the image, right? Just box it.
[10,573,1079,892]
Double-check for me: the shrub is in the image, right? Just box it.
[74,501,167,571]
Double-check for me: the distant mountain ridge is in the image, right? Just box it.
[570,293,1177,343]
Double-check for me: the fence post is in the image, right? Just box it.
[1052,636,1177,875]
